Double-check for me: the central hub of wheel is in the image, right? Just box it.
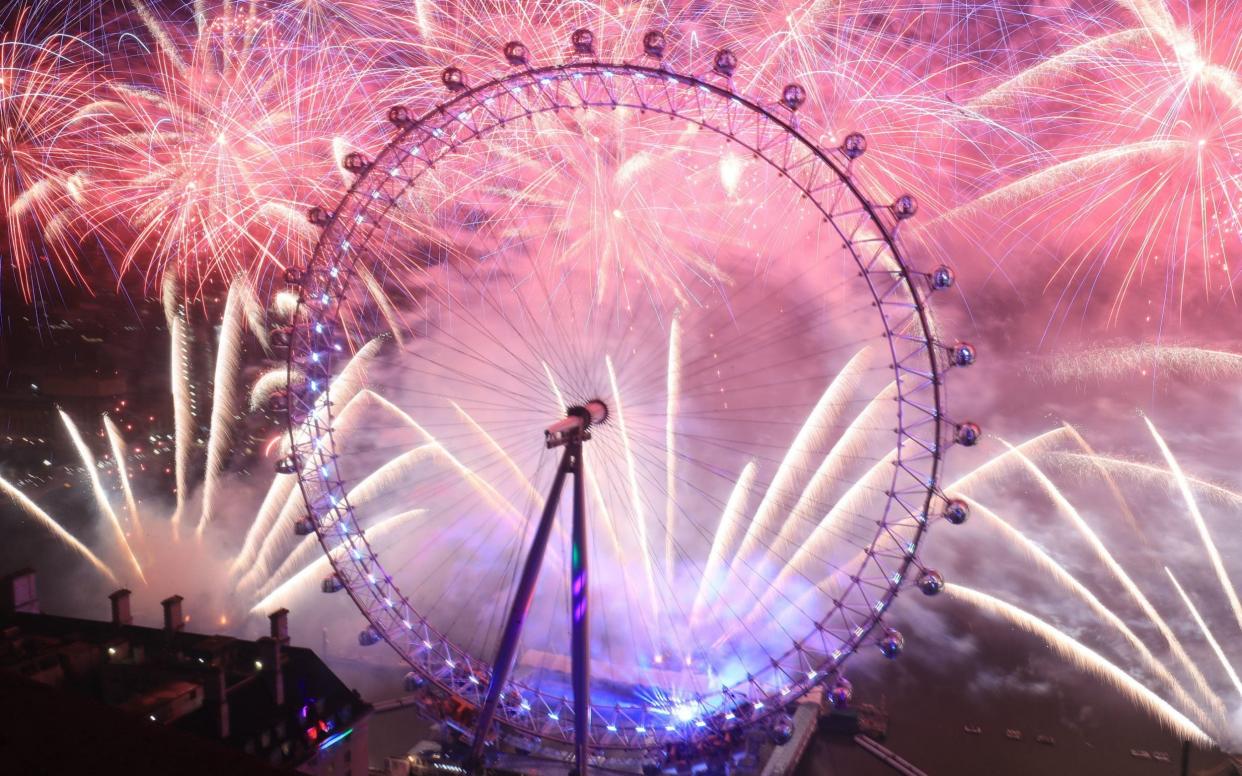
[545,399,609,448]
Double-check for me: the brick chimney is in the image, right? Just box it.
[161,595,184,633]
[269,608,289,644]
[1,568,39,614]
[108,589,132,625]
[258,636,284,707]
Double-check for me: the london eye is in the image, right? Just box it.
[283,30,975,772]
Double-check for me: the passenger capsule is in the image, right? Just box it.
[571,28,595,56]
[943,498,970,525]
[955,422,982,447]
[714,49,738,77]
[441,66,465,91]
[829,678,854,709]
[404,671,427,692]
[841,132,867,160]
[931,265,955,290]
[642,30,666,59]
[769,713,795,745]
[893,194,918,220]
[306,206,332,227]
[503,40,528,66]
[387,105,413,129]
[917,569,945,596]
[951,341,976,367]
[781,84,806,111]
[878,629,904,659]
[343,152,371,175]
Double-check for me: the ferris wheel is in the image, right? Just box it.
[283,28,977,773]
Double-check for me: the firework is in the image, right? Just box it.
[0,279,379,625]
[946,418,1242,743]
[197,279,249,536]
[947,584,1209,744]
[58,408,146,583]
[923,2,1242,326]
[0,473,118,584]
[1029,344,1242,384]
[96,3,372,297]
[1144,416,1242,634]
[0,8,110,306]
[1,0,1230,335]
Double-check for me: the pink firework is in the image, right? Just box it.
[0,8,111,305]
[93,3,374,299]
[922,2,1242,329]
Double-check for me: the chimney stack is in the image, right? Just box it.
[109,589,133,625]
[1,568,39,614]
[258,636,284,707]
[269,608,290,644]
[203,666,229,739]
[161,595,184,633]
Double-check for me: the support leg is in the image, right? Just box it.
[570,444,590,774]
[470,444,573,767]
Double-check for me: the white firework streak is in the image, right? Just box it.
[733,349,867,575]
[542,360,566,415]
[249,367,304,413]
[606,354,663,619]
[944,427,1072,494]
[169,316,194,538]
[239,390,388,586]
[1002,440,1225,718]
[230,472,298,579]
[59,410,146,583]
[0,474,119,584]
[960,496,1213,730]
[663,317,681,583]
[451,400,543,507]
[272,290,299,321]
[689,460,757,630]
[1031,345,1242,386]
[356,263,406,346]
[103,415,144,544]
[1164,567,1242,699]
[730,449,898,638]
[250,508,429,614]
[353,391,532,534]
[240,339,388,577]
[253,506,430,603]
[237,275,270,351]
[1048,452,1242,510]
[966,30,1150,111]
[198,282,247,536]
[948,585,1211,745]
[1144,418,1242,636]
[764,377,896,567]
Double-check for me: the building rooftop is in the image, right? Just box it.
[0,569,371,775]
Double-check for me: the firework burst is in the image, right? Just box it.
[89,2,373,299]
[0,8,113,307]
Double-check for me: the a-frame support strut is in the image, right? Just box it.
[471,402,603,774]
